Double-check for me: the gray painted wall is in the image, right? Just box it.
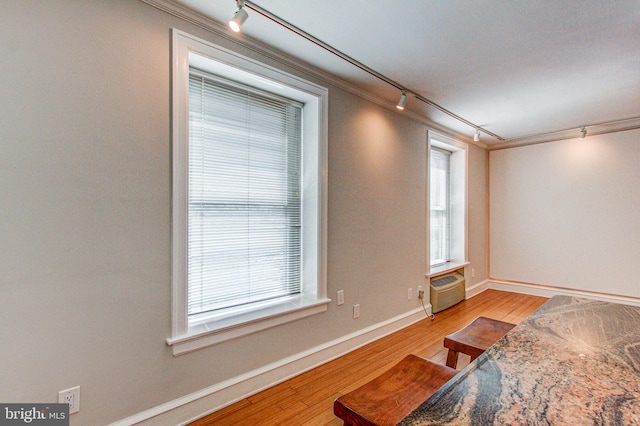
[0,1,488,423]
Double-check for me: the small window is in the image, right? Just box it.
[428,132,467,275]
[169,30,329,355]
[430,147,451,267]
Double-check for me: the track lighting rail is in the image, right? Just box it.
[501,115,640,143]
[242,1,504,141]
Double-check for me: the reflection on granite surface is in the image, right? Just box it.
[398,295,640,425]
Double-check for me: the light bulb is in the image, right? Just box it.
[229,8,248,32]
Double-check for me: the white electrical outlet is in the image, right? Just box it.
[58,386,80,414]
[408,288,413,300]
[337,290,344,306]
[353,304,360,319]
[418,286,423,300]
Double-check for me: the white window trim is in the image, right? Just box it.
[168,29,329,356]
[427,131,468,276]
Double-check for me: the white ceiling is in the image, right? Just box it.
[171,0,640,147]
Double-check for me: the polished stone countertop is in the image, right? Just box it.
[398,295,640,425]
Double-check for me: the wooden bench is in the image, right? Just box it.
[444,316,516,368]
[333,355,458,426]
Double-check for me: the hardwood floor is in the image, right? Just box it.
[189,290,547,426]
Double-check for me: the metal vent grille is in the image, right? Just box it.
[432,275,457,288]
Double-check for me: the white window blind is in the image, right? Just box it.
[430,147,451,267]
[187,71,303,318]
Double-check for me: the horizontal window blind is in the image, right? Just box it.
[188,71,302,317]
[430,148,450,266]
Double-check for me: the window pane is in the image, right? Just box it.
[188,73,302,317]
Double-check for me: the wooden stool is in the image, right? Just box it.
[333,355,457,426]
[444,316,515,368]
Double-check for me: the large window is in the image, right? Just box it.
[428,132,468,274]
[169,30,329,355]
[187,72,303,318]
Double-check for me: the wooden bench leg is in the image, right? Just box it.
[446,349,459,368]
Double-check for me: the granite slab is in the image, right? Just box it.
[398,295,640,425]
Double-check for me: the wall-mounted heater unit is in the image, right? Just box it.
[430,272,465,313]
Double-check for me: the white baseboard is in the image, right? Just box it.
[486,279,640,306]
[464,279,490,299]
[110,305,432,426]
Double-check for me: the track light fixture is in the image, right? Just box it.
[579,127,587,139]
[473,129,481,142]
[396,90,407,110]
[229,0,248,33]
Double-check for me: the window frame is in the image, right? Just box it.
[168,29,329,355]
[427,131,469,276]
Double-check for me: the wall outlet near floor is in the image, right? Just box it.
[337,290,344,306]
[58,386,80,414]
[408,288,413,300]
[353,304,360,319]
[418,286,424,300]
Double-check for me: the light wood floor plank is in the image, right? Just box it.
[189,290,547,425]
